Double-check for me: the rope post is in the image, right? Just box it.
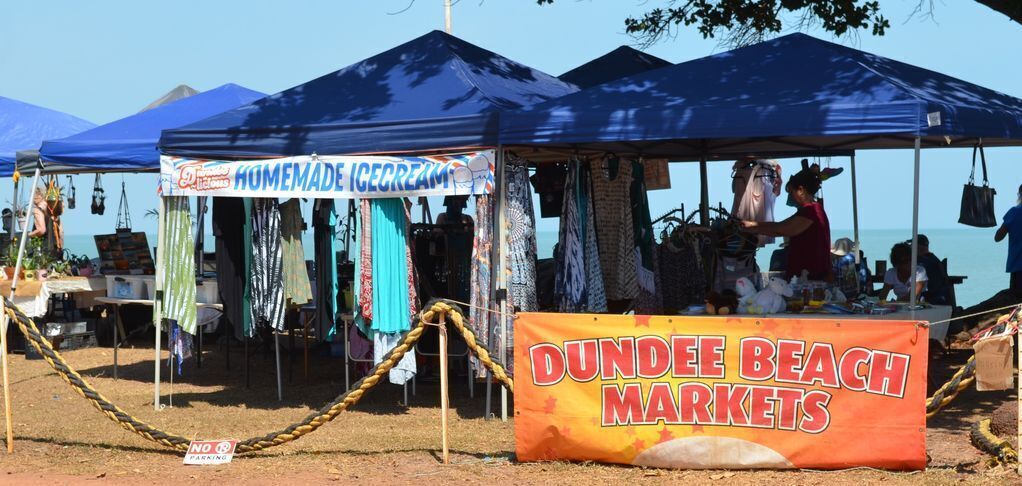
[0,298,12,453]
[439,312,450,464]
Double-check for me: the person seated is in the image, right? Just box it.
[830,237,859,297]
[912,234,950,305]
[879,243,928,302]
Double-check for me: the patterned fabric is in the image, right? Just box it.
[279,198,313,306]
[468,194,492,377]
[250,198,286,331]
[402,200,419,320]
[506,157,538,314]
[659,237,707,314]
[160,196,197,334]
[590,157,638,300]
[582,176,607,312]
[555,160,607,313]
[357,200,373,321]
[634,247,662,314]
[556,161,587,312]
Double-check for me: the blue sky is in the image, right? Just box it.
[1,0,1021,236]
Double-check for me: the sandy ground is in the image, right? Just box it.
[0,330,1016,485]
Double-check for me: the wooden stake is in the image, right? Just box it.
[1016,324,1020,475]
[0,299,13,453]
[439,314,449,464]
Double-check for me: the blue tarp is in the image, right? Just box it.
[558,46,671,89]
[159,30,577,159]
[502,33,1022,158]
[0,97,95,176]
[37,83,265,173]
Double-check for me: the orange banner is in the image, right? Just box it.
[514,313,928,470]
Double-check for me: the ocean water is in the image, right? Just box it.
[534,227,1010,308]
[62,226,1009,308]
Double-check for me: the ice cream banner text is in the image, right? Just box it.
[159,151,494,198]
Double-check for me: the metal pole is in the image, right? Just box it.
[444,0,452,33]
[850,153,861,265]
[699,155,709,225]
[9,167,41,300]
[153,196,167,410]
[909,137,921,308]
[274,330,283,401]
[495,148,509,422]
[194,196,206,278]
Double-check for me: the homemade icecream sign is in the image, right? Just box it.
[159,151,494,198]
[514,313,927,470]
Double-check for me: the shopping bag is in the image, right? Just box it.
[972,334,1013,392]
[958,144,997,227]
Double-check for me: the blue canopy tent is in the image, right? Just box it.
[558,46,672,90]
[502,33,1022,306]
[0,97,95,176]
[157,31,573,413]
[29,83,266,174]
[158,30,577,159]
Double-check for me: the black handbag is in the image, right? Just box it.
[959,143,997,228]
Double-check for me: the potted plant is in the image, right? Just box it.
[73,254,95,277]
[22,256,36,281]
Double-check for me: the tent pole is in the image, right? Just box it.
[9,166,41,300]
[495,147,509,422]
[153,196,167,410]
[850,153,860,264]
[699,154,709,225]
[909,137,921,308]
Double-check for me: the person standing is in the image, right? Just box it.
[995,183,1022,292]
[742,165,831,281]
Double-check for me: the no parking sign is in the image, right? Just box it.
[183,440,237,465]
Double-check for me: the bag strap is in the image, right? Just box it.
[978,139,989,186]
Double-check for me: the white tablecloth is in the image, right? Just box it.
[11,277,107,318]
[768,305,952,341]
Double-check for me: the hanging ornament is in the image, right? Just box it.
[66,175,76,210]
[115,179,131,231]
[91,174,106,215]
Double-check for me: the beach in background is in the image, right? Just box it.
[61,226,1006,309]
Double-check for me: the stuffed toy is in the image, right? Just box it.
[751,277,794,314]
[734,277,757,313]
[705,290,739,315]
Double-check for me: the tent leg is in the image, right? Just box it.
[245,336,250,389]
[274,331,283,401]
[699,155,709,225]
[909,137,921,308]
[153,197,167,411]
[850,153,861,265]
[9,167,41,300]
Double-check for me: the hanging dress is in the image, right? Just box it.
[279,198,313,306]
[354,198,416,385]
[213,198,250,340]
[314,200,339,340]
[506,156,539,313]
[590,157,638,301]
[732,159,779,246]
[468,194,493,377]
[160,196,197,335]
[250,198,286,331]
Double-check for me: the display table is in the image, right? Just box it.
[2,277,107,318]
[740,305,952,341]
[94,296,223,379]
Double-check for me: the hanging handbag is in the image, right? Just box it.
[958,142,998,228]
[91,174,106,215]
[115,180,132,231]
[66,175,76,210]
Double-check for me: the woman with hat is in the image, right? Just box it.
[742,164,831,282]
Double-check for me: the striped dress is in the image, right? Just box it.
[160,196,197,335]
[250,198,286,331]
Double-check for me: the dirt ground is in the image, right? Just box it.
[0,330,1017,485]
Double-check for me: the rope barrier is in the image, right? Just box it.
[2,298,512,454]
[925,356,975,419]
[970,418,1018,465]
